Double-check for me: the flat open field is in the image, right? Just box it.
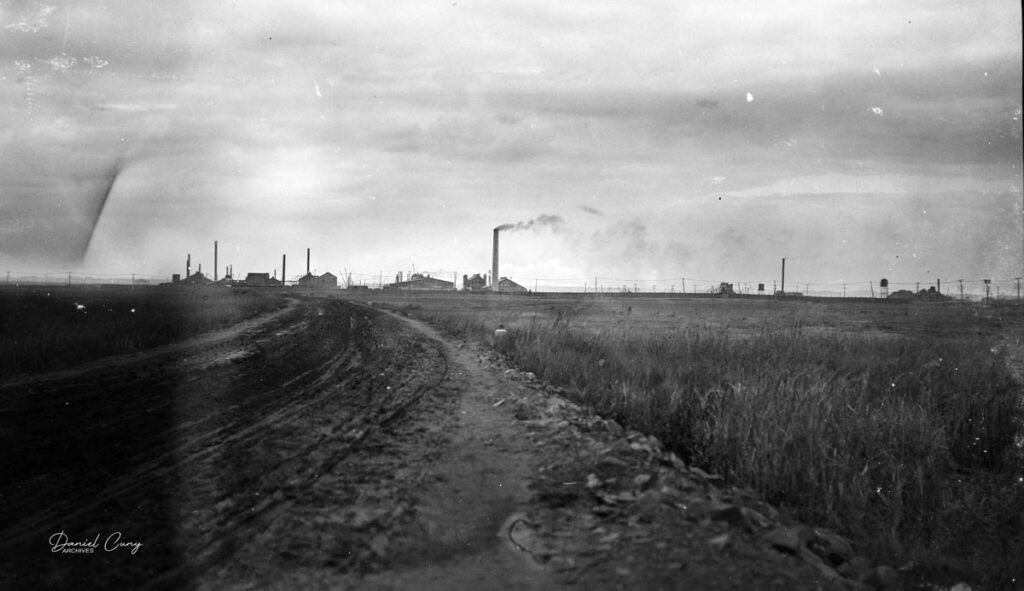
[0,286,288,375]
[2,286,1021,589]
[353,290,1024,588]
[349,291,1018,342]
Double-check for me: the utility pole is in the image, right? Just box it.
[959,279,964,302]
[1016,277,1021,304]
[781,257,786,295]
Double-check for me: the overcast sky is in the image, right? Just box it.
[1,0,1021,293]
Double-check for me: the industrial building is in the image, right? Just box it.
[494,277,527,293]
[319,272,338,288]
[463,273,487,291]
[386,273,454,291]
[243,272,278,287]
[298,272,338,289]
[180,272,212,286]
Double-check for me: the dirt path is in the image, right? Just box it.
[360,311,562,590]
[357,306,850,591]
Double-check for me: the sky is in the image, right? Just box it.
[1,0,1021,294]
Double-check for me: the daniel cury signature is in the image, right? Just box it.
[48,531,143,555]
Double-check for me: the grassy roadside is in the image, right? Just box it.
[0,286,287,375]
[368,293,1023,588]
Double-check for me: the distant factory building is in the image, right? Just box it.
[243,272,277,287]
[495,277,527,293]
[181,272,212,286]
[463,273,487,291]
[319,272,338,288]
[387,273,454,291]
[298,272,338,289]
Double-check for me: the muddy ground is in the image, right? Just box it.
[2,296,896,589]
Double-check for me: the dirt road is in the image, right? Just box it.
[0,296,844,590]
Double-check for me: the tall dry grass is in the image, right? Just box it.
[409,303,1023,586]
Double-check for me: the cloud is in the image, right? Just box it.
[0,0,1020,285]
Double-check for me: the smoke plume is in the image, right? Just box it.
[495,214,564,232]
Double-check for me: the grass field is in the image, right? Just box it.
[355,291,1024,587]
[0,285,287,376]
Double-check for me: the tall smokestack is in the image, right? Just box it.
[492,228,500,292]
[306,248,310,275]
[214,241,218,281]
[282,254,286,287]
[186,254,191,278]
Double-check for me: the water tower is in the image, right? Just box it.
[880,278,889,298]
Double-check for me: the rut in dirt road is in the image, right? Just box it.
[0,298,449,590]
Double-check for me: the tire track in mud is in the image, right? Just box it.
[149,324,450,589]
[0,298,450,590]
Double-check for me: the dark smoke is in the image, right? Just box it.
[495,214,564,232]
